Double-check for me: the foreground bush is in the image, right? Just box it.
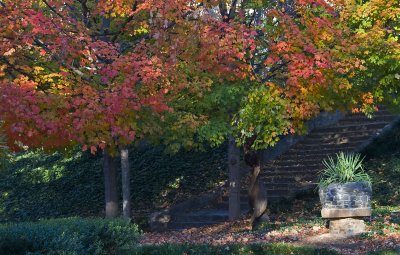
[132,243,339,255]
[0,218,140,255]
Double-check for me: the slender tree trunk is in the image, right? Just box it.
[103,149,120,217]
[243,137,268,228]
[228,135,241,220]
[120,146,131,219]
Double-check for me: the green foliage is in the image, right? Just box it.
[359,206,400,239]
[0,217,140,255]
[235,86,291,150]
[366,152,400,206]
[0,144,227,222]
[129,144,227,210]
[362,120,400,159]
[362,121,400,206]
[159,80,248,151]
[346,0,400,112]
[0,149,104,222]
[131,243,338,255]
[318,152,371,187]
[369,153,400,205]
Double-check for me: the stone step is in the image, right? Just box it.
[267,189,297,198]
[267,158,331,166]
[300,134,375,144]
[267,187,318,198]
[265,182,318,189]
[264,164,323,173]
[168,221,221,230]
[265,182,317,190]
[312,122,389,133]
[284,146,356,156]
[281,153,343,161]
[293,139,365,150]
[339,111,392,118]
[261,172,319,184]
[338,115,395,125]
[172,210,230,223]
[306,130,378,140]
[292,139,366,150]
[214,202,251,210]
[263,174,318,181]
[165,110,397,230]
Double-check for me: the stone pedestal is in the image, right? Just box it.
[321,208,370,236]
[329,218,366,236]
[321,208,371,218]
[319,182,372,236]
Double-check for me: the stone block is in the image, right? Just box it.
[329,218,366,236]
[148,210,171,231]
[319,182,372,209]
[321,208,371,218]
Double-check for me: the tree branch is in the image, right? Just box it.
[0,57,34,79]
[219,1,228,21]
[42,0,64,19]
[228,0,238,21]
[77,0,91,28]
[111,0,138,42]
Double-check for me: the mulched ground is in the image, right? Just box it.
[138,217,400,255]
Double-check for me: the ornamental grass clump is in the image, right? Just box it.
[319,152,371,187]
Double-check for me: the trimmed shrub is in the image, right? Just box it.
[0,217,140,255]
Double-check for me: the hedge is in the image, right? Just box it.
[0,217,140,255]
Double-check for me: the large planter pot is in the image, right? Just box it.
[319,181,372,218]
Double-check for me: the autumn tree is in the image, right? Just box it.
[150,0,399,227]
[0,0,164,217]
[0,0,258,218]
[338,0,400,114]
[1,0,398,224]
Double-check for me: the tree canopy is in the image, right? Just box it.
[0,0,399,153]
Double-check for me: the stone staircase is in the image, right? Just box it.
[166,110,399,230]
[263,110,397,200]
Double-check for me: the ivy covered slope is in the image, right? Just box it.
[362,120,400,206]
[0,145,227,222]
[1,119,399,223]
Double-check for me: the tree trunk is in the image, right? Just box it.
[120,146,131,219]
[228,135,241,220]
[103,149,120,217]
[243,137,268,228]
